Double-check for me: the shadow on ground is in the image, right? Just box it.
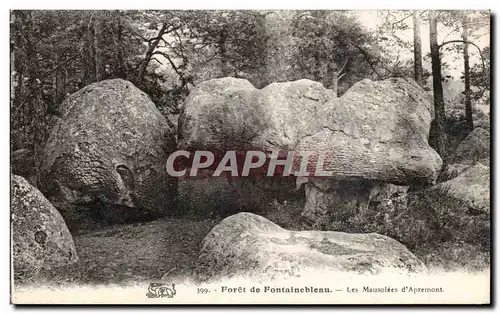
[24,217,218,286]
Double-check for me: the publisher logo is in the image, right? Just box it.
[146,283,176,298]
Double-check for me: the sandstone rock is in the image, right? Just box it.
[179,77,441,227]
[451,127,489,164]
[41,79,177,230]
[440,127,490,181]
[196,212,426,282]
[433,163,490,214]
[178,77,334,215]
[11,175,78,281]
[409,162,490,247]
[296,78,442,226]
[179,77,335,154]
[475,116,490,131]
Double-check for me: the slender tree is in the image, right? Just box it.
[218,28,229,76]
[11,10,48,185]
[412,11,424,86]
[93,11,104,81]
[461,15,473,131]
[438,10,489,131]
[55,55,67,104]
[429,10,447,157]
[376,10,427,81]
[113,11,126,78]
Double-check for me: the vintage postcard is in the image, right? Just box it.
[9,8,491,305]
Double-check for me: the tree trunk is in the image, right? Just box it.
[10,11,23,151]
[262,10,297,86]
[429,10,447,158]
[93,11,104,82]
[12,10,47,186]
[55,64,66,104]
[328,58,339,97]
[84,11,96,85]
[25,15,47,166]
[114,11,126,78]
[219,30,229,76]
[462,17,473,131]
[331,70,339,97]
[413,11,424,86]
[10,11,17,120]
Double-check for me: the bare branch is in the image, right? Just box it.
[148,25,181,44]
[347,41,384,80]
[153,51,186,83]
[379,10,413,32]
[389,12,413,28]
[439,39,486,73]
[136,22,169,82]
[338,57,349,74]
[436,10,446,19]
[151,57,163,65]
[40,54,79,80]
[128,29,149,42]
[474,85,489,100]
[442,22,490,43]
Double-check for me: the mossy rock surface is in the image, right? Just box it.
[11,175,78,282]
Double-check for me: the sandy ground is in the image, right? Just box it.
[22,217,218,286]
[15,212,489,289]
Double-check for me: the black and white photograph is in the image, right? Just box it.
[8,7,492,305]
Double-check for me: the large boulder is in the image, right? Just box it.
[427,128,490,247]
[451,127,490,164]
[11,175,78,281]
[179,77,335,154]
[178,78,334,216]
[195,212,426,282]
[295,78,442,226]
[439,127,490,181]
[434,163,490,213]
[179,77,442,227]
[409,162,490,247]
[41,79,177,230]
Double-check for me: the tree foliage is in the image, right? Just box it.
[290,11,381,94]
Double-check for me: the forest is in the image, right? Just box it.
[11,10,490,178]
[10,10,491,294]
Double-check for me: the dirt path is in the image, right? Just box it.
[27,217,217,286]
